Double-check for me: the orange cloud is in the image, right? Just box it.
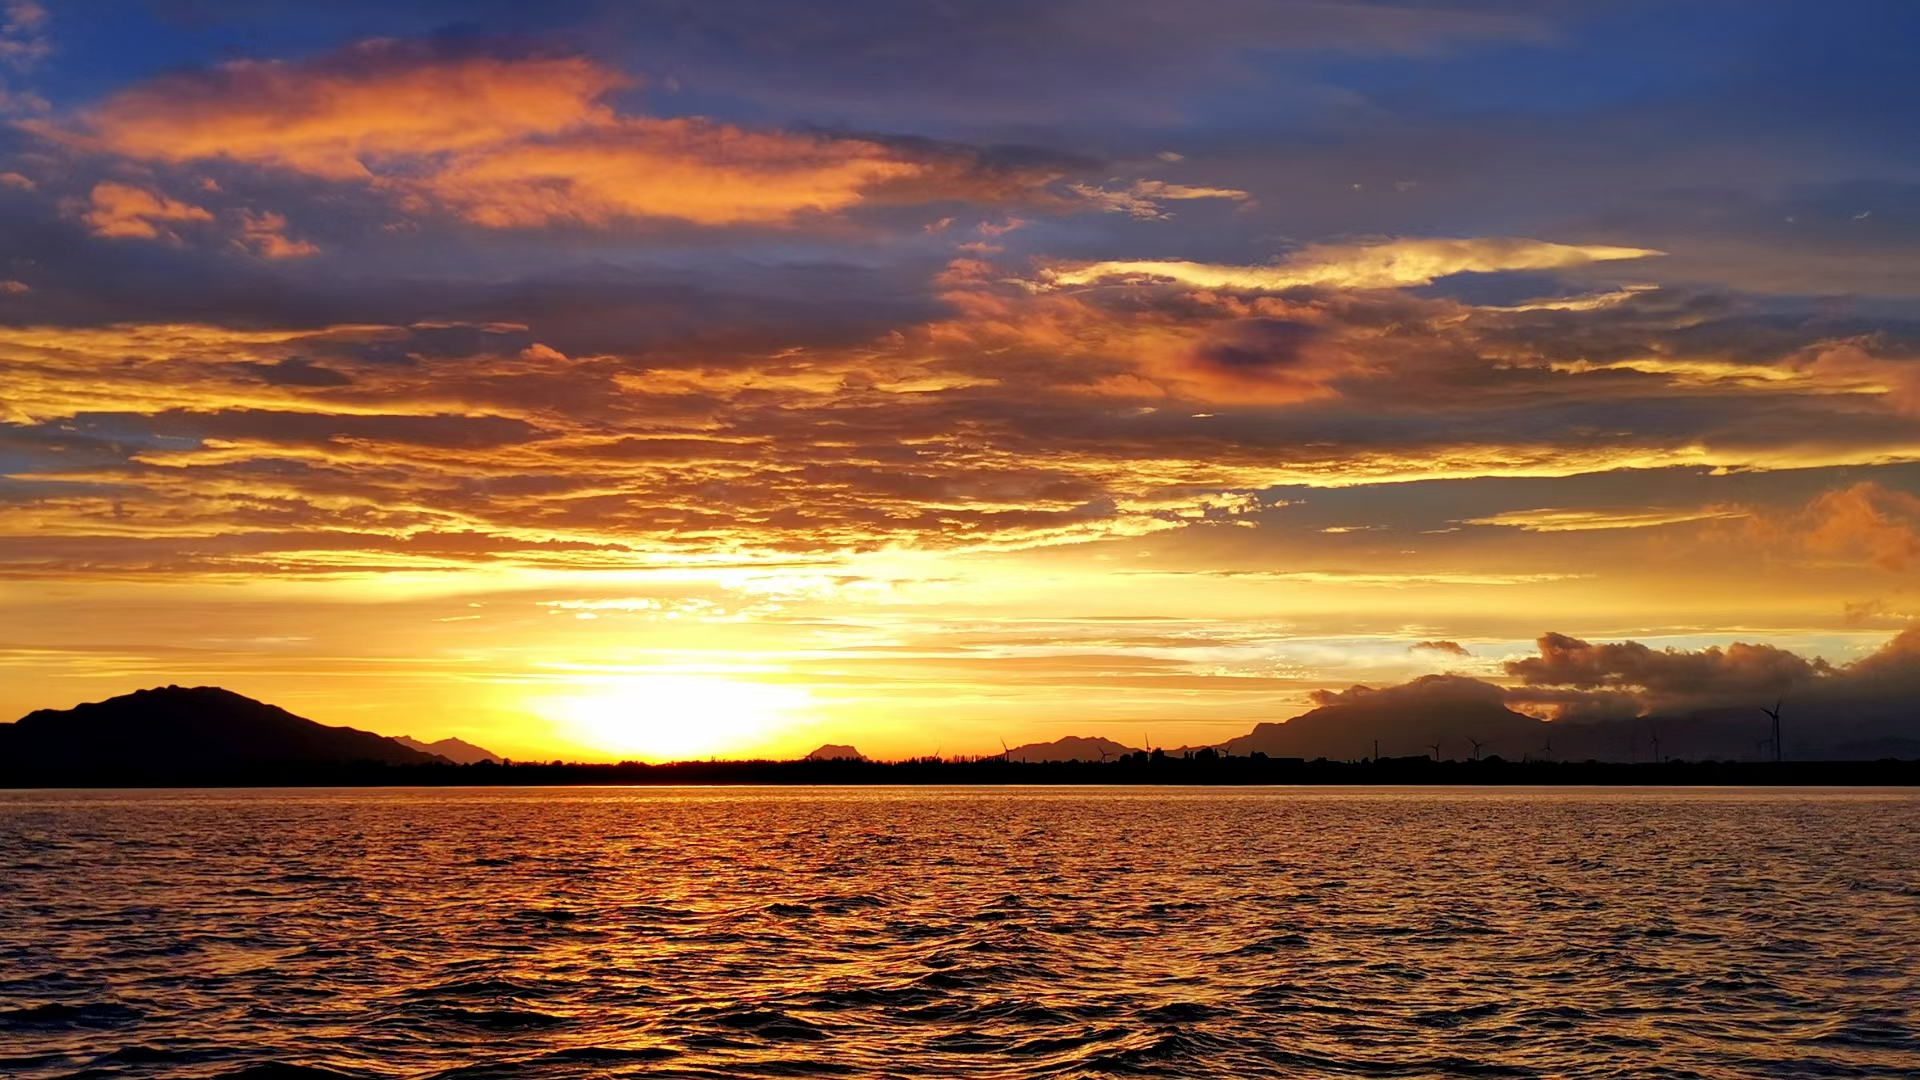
[236,211,319,258]
[424,118,919,228]
[86,45,627,179]
[78,181,213,240]
[928,274,1371,405]
[1799,341,1920,416]
[72,42,979,229]
[1801,482,1920,571]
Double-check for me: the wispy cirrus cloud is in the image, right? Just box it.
[1465,506,1750,532]
[0,0,48,115]
[1046,237,1662,291]
[1067,179,1252,220]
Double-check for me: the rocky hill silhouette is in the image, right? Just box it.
[0,686,447,780]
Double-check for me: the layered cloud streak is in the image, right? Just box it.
[52,41,1091,229]
[6,253,1920,578]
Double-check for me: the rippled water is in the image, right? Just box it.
[2,787,1917,1079]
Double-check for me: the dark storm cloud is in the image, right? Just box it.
[56,409,547,450]
[1191,319,1322,373]
[1507,633,1827,700]
[237,358,352,387]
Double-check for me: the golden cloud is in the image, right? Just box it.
[1065,179,1252,219]
[1047,237,1663,291]
[1466,507,1749,532]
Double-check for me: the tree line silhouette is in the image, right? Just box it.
[6,749,1915,788]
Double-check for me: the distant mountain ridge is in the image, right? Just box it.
[8,677,1918,787]
[395,734,501,764]
[1222,675,1544,761]
[0,685,452,779]
[1012,668,1920,764]
[1005,735,1139,762]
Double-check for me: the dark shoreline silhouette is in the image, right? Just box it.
[4,755,1918,788]
[6,684,1918,787]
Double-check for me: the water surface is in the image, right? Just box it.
[2,787,1916,1078]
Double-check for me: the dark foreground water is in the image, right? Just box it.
[2,788,1917,1079]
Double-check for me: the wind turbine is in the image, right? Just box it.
[1649,725,1662,764]
[1427,738,1443,762]
[1758,698,1783,763]
[1467,737,1485,761]
[1532,736,1553,763]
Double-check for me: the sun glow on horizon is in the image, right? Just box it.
[531,672,816,762]
[7,2,1920,765]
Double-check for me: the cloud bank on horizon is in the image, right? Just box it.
[3,0,1920,759]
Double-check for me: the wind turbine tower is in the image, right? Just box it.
[1759,698,1783,763]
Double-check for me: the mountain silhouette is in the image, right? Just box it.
[1222,675,1545,760]
[0,685,446,779]
[394,735,501,764]
[803,744,865,761]
[1005,735,1139,762]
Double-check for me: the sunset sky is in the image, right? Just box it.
[5,0,1920,760]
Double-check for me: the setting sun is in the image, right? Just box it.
[533,673,815,761]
